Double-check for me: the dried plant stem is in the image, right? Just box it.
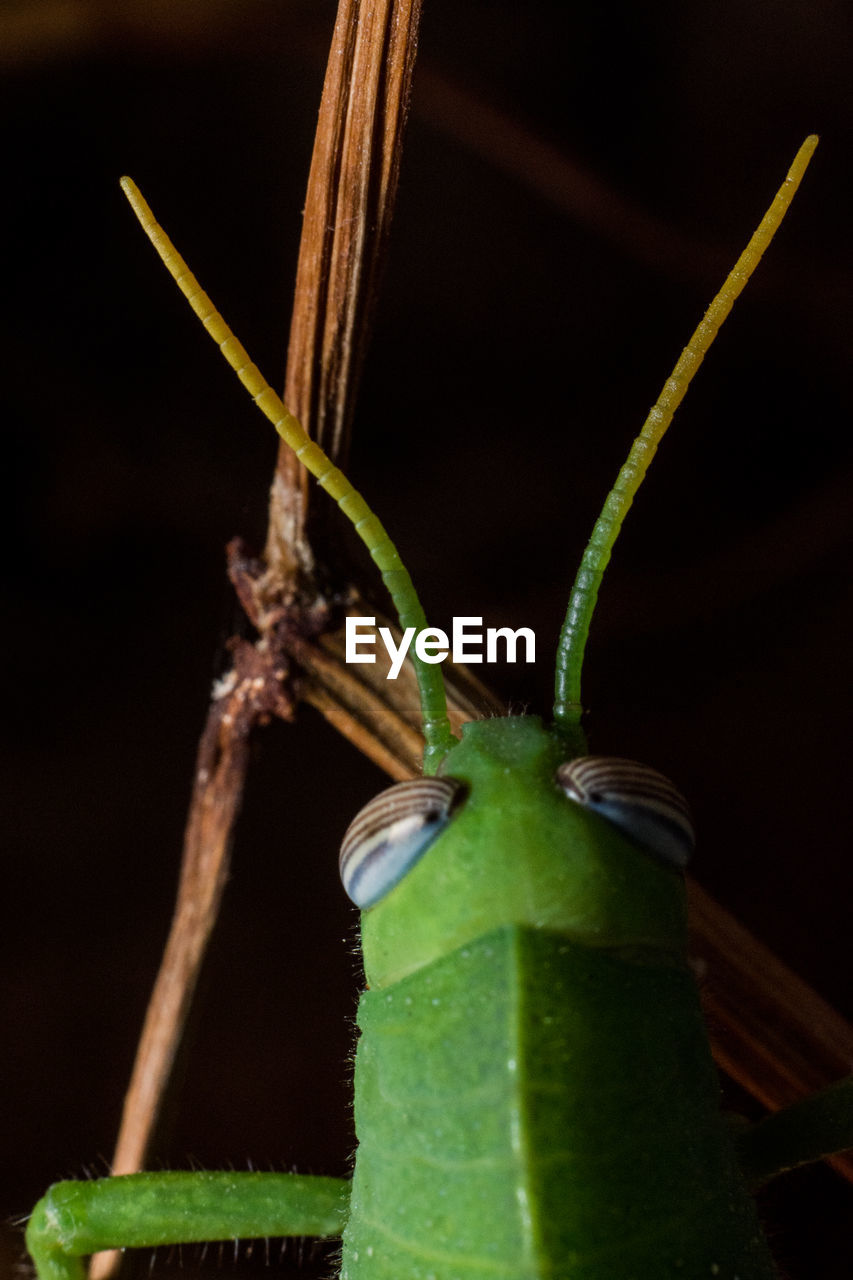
[99,0,426,1216]
[103,642,294,1183]
[266,0,423,582]
[688,882,853,1181]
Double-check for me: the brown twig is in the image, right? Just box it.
[688,881,853,1181]
[101,0,426,1199]
[265,0,423,582]
[102,639,296,1183]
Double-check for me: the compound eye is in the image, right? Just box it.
[556,756,694,868]
[339,777,465,908]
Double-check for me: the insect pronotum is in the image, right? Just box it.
[26,137,853,1280]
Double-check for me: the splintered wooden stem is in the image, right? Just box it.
[267,0,423,581]
[88,651,278,1279]
[687,882,853,1182]
[100,0,428,1213]
[106,667,267,1178]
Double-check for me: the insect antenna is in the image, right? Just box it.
[120,177,456,773]
[553,135,818,736]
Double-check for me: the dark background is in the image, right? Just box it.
[3,1,852,1276]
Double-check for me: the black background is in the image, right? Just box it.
[3,1,853,1276]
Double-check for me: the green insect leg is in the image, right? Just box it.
[26,1171,351,1280]
[736,1073,853,1191]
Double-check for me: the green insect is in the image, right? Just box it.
[26,136,853,1280]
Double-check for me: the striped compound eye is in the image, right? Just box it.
[556,757,695,869]
[339,777,466,909]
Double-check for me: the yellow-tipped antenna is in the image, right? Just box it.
[120,177,455,772]
[553,135,818,732]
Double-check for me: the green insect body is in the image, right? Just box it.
[344,716,774,1278]
[26,137,853,1280]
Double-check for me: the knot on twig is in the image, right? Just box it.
[227,535,336,633]
[222,535,348,732]
[212,636,298,730]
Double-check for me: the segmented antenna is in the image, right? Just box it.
[553,136,818,732]
[120,178,456,774]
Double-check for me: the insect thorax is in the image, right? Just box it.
[342,924,776,1278]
